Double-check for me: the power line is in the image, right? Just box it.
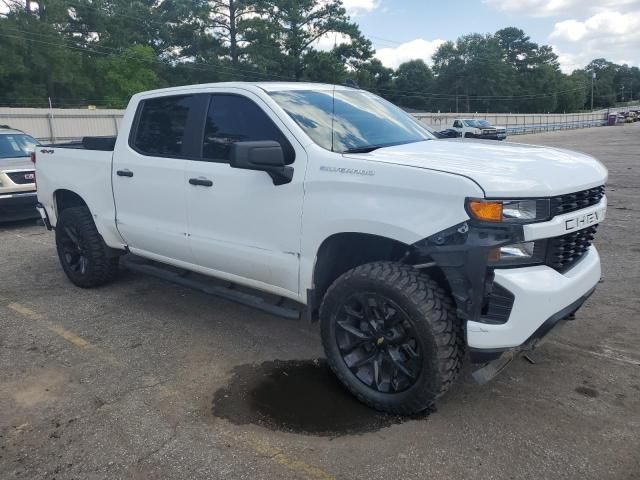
[1,26,589,104]
[0,27,296,82]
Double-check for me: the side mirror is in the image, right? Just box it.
[229,140,294,185]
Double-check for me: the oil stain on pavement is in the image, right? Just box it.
[212,359,425,436]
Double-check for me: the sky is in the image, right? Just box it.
[341,0,640,73]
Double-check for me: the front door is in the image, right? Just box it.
[185,92,306,297]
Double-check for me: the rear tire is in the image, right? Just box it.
[320,262,463,415]
[55,206,119,288]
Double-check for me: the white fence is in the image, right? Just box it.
[416,112,608,135]
[0,107,123,144]
[1,106,638,144]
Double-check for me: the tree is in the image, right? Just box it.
[255,0,371,80]
[392,60,434,111]
[205,0,262,66]
[95,45,159,107]
[354,59,394,95]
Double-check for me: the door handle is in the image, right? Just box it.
[189,177,213,187]
[116,169,134,177]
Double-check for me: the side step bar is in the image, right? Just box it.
[122,256,304,320]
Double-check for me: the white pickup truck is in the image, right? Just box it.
[451,118,507,140]
[35,82,607,414]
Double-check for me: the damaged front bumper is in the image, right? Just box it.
[412,212,602,377]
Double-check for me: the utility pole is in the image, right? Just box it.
[621,84,625,103]
[590,71,595,111]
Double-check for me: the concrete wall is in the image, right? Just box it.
[0,107,124,143]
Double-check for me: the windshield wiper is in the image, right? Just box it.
[343,139,428,154]
[343,145,385,153]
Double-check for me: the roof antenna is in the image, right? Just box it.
[331,33,338,153]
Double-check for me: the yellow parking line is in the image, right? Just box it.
[8,302,96,350]
[252,439,335,480]
[46,323,93,350]
[7,302,44,320]
[7,302,333,478]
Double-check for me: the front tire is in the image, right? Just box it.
[320,262,463,415]
[55,206,119,288]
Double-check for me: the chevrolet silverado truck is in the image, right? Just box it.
[0,126,39,220]
[35,83,607,414]
[451,118,507,140]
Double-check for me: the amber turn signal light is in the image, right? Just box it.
[467,200,503,222]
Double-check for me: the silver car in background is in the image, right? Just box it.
[0,126,39,220]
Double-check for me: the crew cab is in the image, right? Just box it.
[452,118,507,140]
[35,83,607,414]
[0,126,39,220]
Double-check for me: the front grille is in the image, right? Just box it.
[6,170,35,185]
[550,186,605,216]
[545,225,598,272]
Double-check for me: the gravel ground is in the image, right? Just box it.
[1,123,639,480]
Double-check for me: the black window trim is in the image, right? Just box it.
[193,92,296,165]
[128,93,207,160]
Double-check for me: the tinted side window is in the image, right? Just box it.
[133,95,194,157]
[202,95,295,164]
[453,121,462,128]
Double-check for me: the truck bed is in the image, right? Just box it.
[48,136,117,151]
[35,140,118,242]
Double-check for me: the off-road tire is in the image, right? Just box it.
[320,261,463,415]
[55,206,119,288]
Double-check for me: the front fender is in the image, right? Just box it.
[299,152,483,294]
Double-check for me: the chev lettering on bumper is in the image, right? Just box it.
[565,210,602,231]
[523,197,607,242]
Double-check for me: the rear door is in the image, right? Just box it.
[113,94,206,262]
[185,92,306,296]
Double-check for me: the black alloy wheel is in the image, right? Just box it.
[55,206,120,288]
[58,224,89,275]
[335,292,423,393]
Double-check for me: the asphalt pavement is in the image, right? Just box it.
[1,123,639,480]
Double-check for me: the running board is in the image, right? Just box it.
[122,256,304,320]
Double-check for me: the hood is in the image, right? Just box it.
[1,156,34,171]
[345,139,608,197]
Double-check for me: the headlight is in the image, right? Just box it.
[466,198,550,223]
[488,241,546,267]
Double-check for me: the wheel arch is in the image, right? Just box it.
[308,232,451,321]
[54,189,89,218]
[52,188,126,250]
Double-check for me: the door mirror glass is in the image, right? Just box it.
[230,141,293,185]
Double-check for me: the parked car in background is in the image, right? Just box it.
[451,118,507,140]
[0,126,39,220]
[435,128,460,138]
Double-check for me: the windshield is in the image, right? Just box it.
[0,134,39,159]
[463,120,491,128]
[269,89,434,153]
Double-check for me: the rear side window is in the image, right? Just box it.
[132,95,194,157]
[202,95,295,164]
